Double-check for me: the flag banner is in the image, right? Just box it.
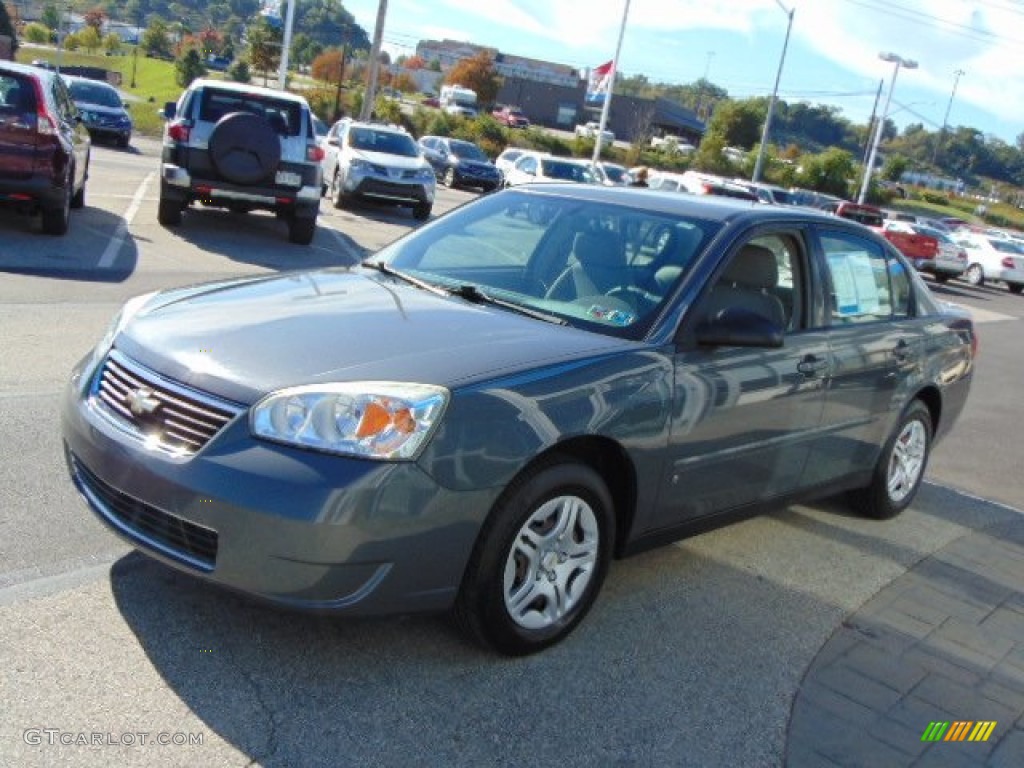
[586,60,615,104]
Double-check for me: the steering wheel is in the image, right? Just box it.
[606,285,662,314]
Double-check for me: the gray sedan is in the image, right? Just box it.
[62,186,975,655]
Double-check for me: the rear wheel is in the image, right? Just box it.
[41,177,71,236]
[964,263,984,286]
[1008,283,1023,295]
[288,214,316,245]
[848,400,932,520]
[157,194,182,227]
[70,158,87,210]
[455,459,614,655]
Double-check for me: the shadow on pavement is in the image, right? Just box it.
[107,484,1018,767]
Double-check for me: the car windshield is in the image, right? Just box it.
[371,190,720,339]
[68,81,122,108]
[541,159,596,183]
[350,127,419,157]
[449,140,486,160]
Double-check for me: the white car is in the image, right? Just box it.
[503,153,601,187]
[952,232,1024,293]
[574,121,615,143]
[321,119,436,220]
[495,147,526,178]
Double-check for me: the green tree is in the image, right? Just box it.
[797,147,855,198]
[0,0,17,54]
[78,25,102,53]
[63,31,82,50]
[103,32,123,54]
[142,19,173,57]
[24,22,52,44]
[41,3,61,32]
[881,154,909,182]
[175,47,207,87]
[226,59,251,83]
[246,17,281,86]
[706,98,765,149]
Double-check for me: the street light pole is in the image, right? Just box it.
[932,69,965,165]
[752,1,794,183]
[857,52,917,204]
[277,0,298,89]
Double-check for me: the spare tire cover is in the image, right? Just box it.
[207,112,282,185]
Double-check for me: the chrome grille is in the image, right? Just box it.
[93,351,243,455]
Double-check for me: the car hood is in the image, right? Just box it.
[74,101,129,118]
[352,149,428,170]
[114,269,633,404]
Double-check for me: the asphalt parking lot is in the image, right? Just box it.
[1,137,1022,767]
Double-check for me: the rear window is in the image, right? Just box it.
[198,88,303,136]
[0,74,37,114]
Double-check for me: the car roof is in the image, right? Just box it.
[187,78,310,105]
[348,120,409,135]
[1,60,57,81]
[63,75,118,90]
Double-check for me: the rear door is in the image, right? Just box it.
[0,72,39,180]
[804,228,924,486]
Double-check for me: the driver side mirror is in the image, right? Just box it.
[694,307,784,348]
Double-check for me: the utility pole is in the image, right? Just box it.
[858,79,884,189]
[359,0,388,121]
[277,0,298,89]
[752,1,794,183]
[932,69,965,166]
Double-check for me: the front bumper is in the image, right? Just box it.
[61,353,494,614]
[454,167,500,189]
[342,166,435,206]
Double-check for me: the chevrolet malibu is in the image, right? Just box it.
[62,186,975,655]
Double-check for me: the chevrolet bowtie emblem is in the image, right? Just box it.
[127,386,161,417]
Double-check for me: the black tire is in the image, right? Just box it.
[207,112,281,185]
[454,458,614,656]
[964,263,984,286]
[1008,283,1023,295]
[41,178,71,236]
[933,273,949,284]
[848,400,932,520]
[444,167,456,187]
[288,214,316,245]
[412,202,432,221]
[157,195,182,227]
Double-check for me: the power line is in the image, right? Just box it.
[839,0,1024,47]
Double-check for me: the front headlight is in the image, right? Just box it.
[416,167,436,180]
[349,158,372,172]
[251,382,448,460]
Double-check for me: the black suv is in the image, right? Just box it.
[159,79,323,244]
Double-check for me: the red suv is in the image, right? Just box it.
[0,61,90,235]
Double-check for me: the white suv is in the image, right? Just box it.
[322,120,435,220]
[158,79,324,245]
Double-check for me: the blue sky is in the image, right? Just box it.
[343,0,1023,146]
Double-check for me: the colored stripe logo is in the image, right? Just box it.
[921,721,997,742]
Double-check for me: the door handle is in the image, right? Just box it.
[893,340,917,362]
[797,354,829,377]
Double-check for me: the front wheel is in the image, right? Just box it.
[412,202,432,221]
[848,400,932,520]
[933,273,950,284]
[964,263,984,286]
[455,459,614,655]
[330,171,346,209]
[444,167,456,187]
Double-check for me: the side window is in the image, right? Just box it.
[699,233,805,333]
[889,256,911,318]
[820,232,894,324]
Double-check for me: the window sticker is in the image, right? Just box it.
[827,252,881,316]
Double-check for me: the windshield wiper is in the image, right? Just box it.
[362,260,450,298]
[449,284,567,325]
[363,261,566,325]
